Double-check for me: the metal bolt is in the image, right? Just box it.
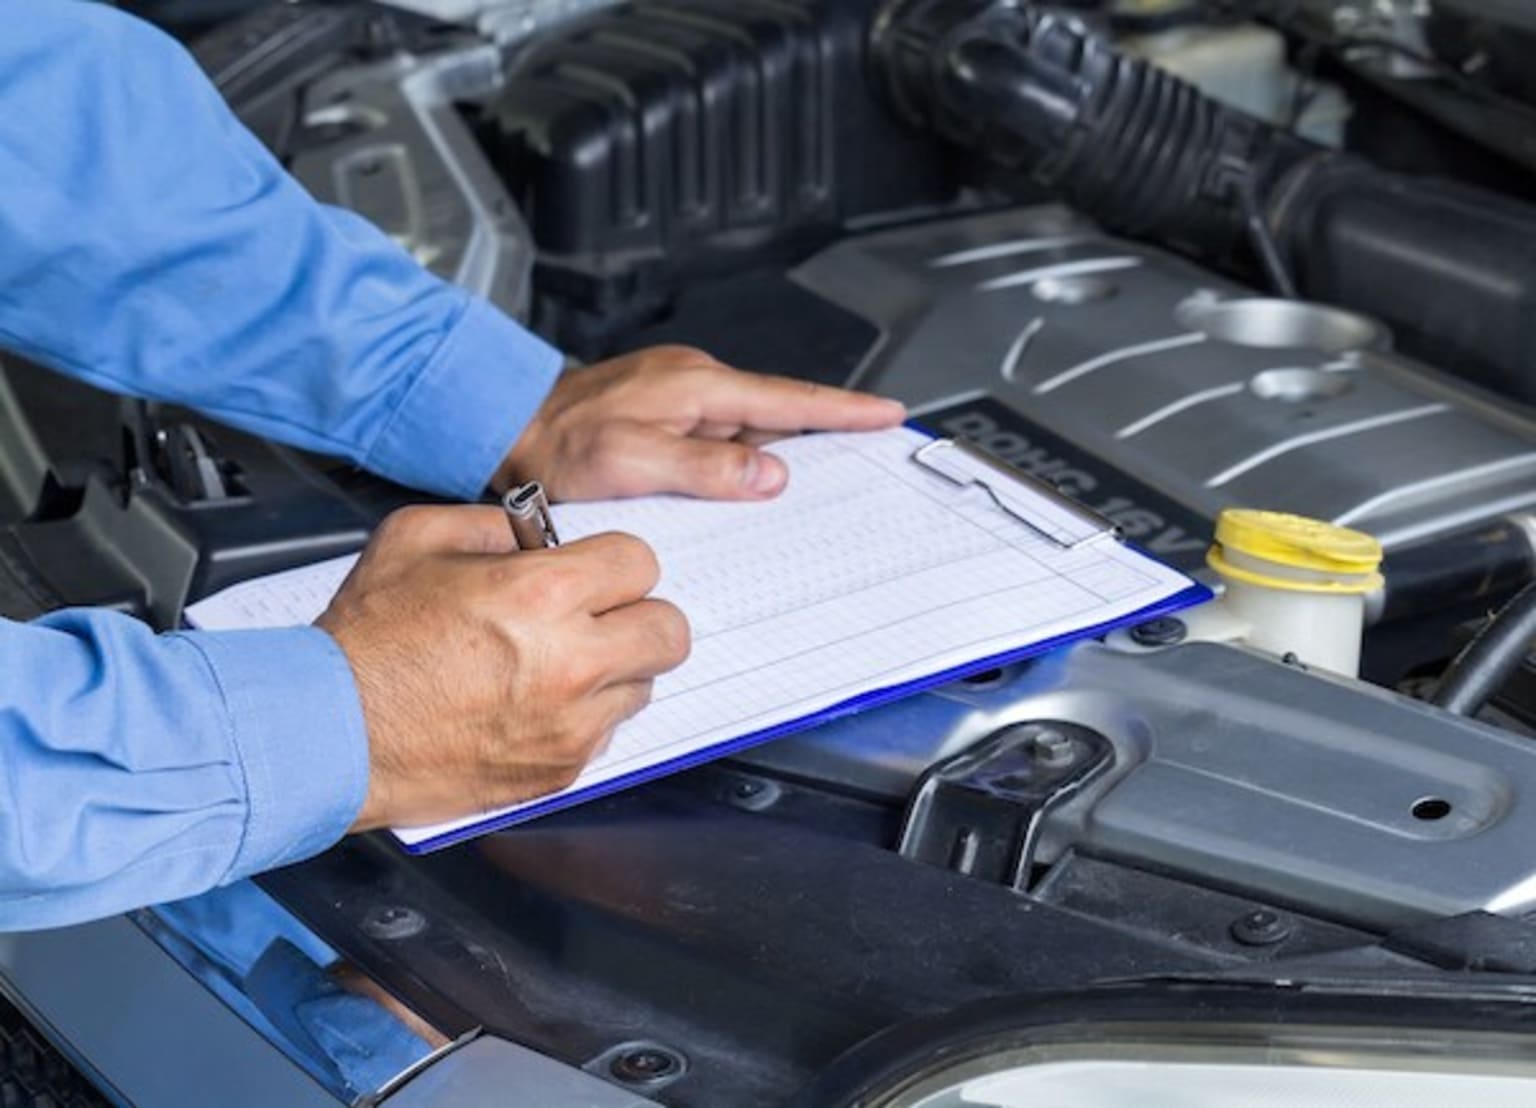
[725,776,781,811]
[1230,908,1293,947]
[362,905,426,941]
[1032,728,1076,769]
[1130,617,1187,647]
[610,1047,683,1086]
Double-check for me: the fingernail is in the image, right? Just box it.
[745,453,785,495]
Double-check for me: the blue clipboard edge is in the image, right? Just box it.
[397,589,1212,854]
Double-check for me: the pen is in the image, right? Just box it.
[502,481,561,550]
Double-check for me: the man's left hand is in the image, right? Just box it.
[495,346,907,501]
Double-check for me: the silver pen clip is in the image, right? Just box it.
[502,481,561,550]
[912,438,1121,550]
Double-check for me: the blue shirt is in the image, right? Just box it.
[0,0,564,930]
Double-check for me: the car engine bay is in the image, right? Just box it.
[8,0,1536,1104]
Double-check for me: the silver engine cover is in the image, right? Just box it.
[794,205,1536,550]
[740,641,1536,931]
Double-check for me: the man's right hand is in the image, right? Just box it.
[314,506,689,832]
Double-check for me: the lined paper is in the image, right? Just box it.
[187,427,1197,849]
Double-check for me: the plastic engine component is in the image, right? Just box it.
[740,640,1536,931]
[479,0,969,354]
[1275,157,1536,404]
[789,205,1536,560]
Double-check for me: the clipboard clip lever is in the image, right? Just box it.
[913,437,1123,550]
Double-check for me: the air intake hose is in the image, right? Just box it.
[870,0,1319,270]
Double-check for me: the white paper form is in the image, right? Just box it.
[186,426,1199,849]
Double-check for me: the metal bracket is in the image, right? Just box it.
[897,721,1113,891]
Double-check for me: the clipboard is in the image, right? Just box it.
[392,425,1211,850]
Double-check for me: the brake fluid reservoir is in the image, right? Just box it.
[1206,509,1384,676]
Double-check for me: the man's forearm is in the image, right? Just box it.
[0,610,367,931]
[0,0,562,500]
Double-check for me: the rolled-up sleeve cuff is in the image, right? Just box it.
[177,626,370,880]
[363,296,564,501]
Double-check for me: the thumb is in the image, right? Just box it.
[622,427,788,500]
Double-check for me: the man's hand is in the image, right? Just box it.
[315,506,689,831]
[496,346,907,501]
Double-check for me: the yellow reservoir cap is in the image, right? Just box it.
[1208,509,1384,594]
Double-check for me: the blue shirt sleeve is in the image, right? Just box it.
[0,0,563,501]
[0,612,369,931]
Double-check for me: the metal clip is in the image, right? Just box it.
[913,437,1122,549]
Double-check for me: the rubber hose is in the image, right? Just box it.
[1432,580,1536,716]
[870,0,1319,262]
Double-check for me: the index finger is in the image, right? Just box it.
[693,366,907,434]
[529,531,662,614]
[373,505,518,557]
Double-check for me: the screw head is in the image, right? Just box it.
[725,776,781,811]
[1130,617,1188,647]
[1032,728,1077,768]
[362,905,426,941]
[610,1047,682,1085]
[1230,908,1292,947]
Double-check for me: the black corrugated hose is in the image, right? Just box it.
[1432,581,1536,716]
[869,0,1320,278]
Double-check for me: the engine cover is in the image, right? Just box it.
[730,205,1536,931]
[792,205,1536,555]
[740,640,1536,931]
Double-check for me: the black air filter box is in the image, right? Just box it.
[479,0,970,355]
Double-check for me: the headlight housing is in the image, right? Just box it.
[802,982,1536,1108]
